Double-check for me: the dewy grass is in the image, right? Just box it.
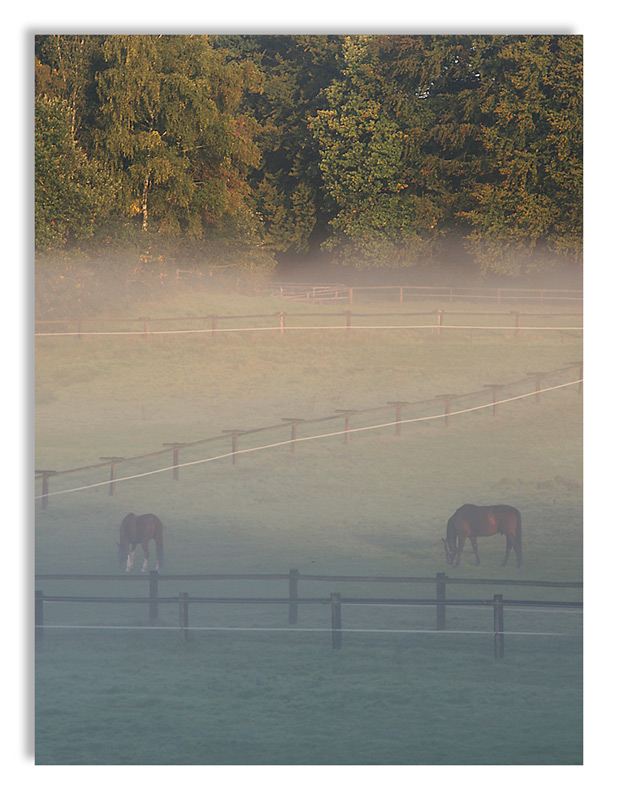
[35,288,582,764]
[35,631,582,765]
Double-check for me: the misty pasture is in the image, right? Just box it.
[35,287,582,765]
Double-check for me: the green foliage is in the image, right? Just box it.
[311,34,582,273]
[462,36,583,274]
[219,34,341,255]
[34,34,583,277]
[35,96,116,250]
[311,37,443,266]
[97,35,261,237]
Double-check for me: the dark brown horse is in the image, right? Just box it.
[442,504,522,567]
[118,513,163,572]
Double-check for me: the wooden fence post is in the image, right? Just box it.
[331,592,342,650]
[335,410,356,446]
[570,361,583,394]
[223,430,245,465]
[100,457,124,495]
[35,590,44,643]
[527,372,545,403]
[493,594,505,660]
[282,419,304,454]
[388,402,405,436]
[149,571,159,622]
[484,385,504,418]
[436,573,447,631]
[435,394,457,426]
[437,309,444,335]
[163,442,186,480]
[36,470,56,510]
[280,311,286,333]
[179,592,189,642]
[511,311,520,338]
[288,569,299,624]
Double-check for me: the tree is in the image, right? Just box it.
[96,35,262,239]
[35,95,114,250]
[312,34,582,274]
[310,36,443,267]
[33,34,582,278]
[461,35,583,274]
[215,35,341,260]
[35,35,103,145]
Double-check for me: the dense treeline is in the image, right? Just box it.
[35,34,582,278]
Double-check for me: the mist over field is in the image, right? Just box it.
[35,271,582,766]
[33,33,583,771]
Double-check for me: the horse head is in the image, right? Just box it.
[118,513,136,569]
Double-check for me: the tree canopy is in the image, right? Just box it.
[34,34,582,278]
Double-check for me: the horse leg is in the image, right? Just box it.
[126,547,135,572]
[470,536,481,566]
[454,534,465,567]
[141,542,150,573]
[502,535,513,567]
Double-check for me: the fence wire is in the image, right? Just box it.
[35,378,582,502]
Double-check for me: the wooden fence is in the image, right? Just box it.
[35,362,583,509]
[267,283,583,305]
[35,306,583,340]
[34,571,582,660]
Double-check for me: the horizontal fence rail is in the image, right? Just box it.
[35,363,583,508]
[35,307,583,339]
[266,283,583,305]
[35,571,583,659]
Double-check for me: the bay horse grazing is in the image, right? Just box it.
[118,513,163,573]
[442,504,522,568]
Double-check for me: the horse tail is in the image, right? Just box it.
[444,514,457,557]
[155,517,164,568]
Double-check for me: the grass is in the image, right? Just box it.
[36,632,581,765]
[34,287,583,765]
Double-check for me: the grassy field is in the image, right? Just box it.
[34,287,583,765]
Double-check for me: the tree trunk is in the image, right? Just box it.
[142,174,150,231]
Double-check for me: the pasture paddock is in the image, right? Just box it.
[35,288,582,764]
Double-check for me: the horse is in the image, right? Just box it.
[118,513,164,573]
[442,504,522,568]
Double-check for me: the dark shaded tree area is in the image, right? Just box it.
[35,34,582,278]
